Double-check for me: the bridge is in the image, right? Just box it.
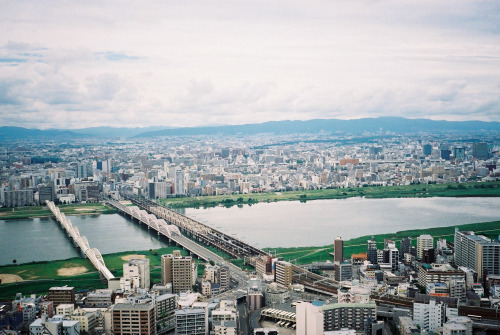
[46,201,114,281]
[123,195,269,260]
[106,200,246,277]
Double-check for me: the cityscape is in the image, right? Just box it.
[2,1,500,335]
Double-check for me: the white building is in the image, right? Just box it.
[30,315,80,335]
[296,301,324,335]
[413,299,444,332]
[123,258,150,290]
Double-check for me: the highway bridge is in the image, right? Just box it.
[46,201,114,281]
[106,200,246,277]
[123,195,269,260]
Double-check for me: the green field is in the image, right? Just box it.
[158,181,500,209]
[264,220,500,265]
[0,202,117,220]
[0,247,199,299]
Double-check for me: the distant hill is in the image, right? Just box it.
[1,118,499,140]
[0,127,84,141]
[70,126,172,138]
[134,117,500,137]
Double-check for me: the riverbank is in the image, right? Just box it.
[2,219,499,299]
[0,247,197,299]
[0,202,117,220]
[264,220,500,265]
[158,181,500,209]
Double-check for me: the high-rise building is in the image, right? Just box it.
[453,146,465,160]
[334,236,343,263]
[123,258,150,290]
[389,248,400,273]
[367,237,377,264]
[174,170,185,195]
[274,261,293,287]
[112,303,155,335]
[417,235,433,260]
[217,266,230,292]
[472,142,489,160]
[423,144,432,156]
[162,253,195,293]
[400,237,411,259]
[455,229,500,280]
[440,149,451,160]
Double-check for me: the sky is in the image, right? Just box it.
[1,1,500,129]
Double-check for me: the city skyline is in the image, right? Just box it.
[1,1,500,129]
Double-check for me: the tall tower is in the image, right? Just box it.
[334,236,344,263]
[367,236,377,264]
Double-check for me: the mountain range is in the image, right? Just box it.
[1,117,499,140]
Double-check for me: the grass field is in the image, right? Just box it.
[0,247,198,299]
[0,202,117,220]
[265,220,500,265]
[158,181,500,209]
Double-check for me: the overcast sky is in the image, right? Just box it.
[1,1,499,129]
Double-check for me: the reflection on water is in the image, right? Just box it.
[183,197,500,248]
[0,213,167,265]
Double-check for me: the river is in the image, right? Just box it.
[1,197,499,265]
[0,214,166,266]
[180,197,500,249]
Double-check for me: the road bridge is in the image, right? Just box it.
[106,200,245,277]
[124,195,269,260]
[46,201,114,281]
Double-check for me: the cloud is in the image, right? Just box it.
[0,1,499,128]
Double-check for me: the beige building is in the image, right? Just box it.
[162,252,196,293]
[71,309,99,333]
[417,235,434,260]
[275,261,293,287]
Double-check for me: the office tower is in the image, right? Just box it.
[175,170,185,195]
[453,146,465,160]
[440,149,451,160]
[389,248,400,273]
[112,303,155,335]
[123,258,150,290]
[472,142,489,160]
[162,253,194,293]
[38,184,55,203]
[400,237,411,259]
[417,235,433,260]
[274,261,293,287]
[423,248,435,264]
[367,237,378,264]
[334,236,343,263]
[423,144,432,156]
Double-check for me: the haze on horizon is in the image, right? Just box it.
[1,0,500,129]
